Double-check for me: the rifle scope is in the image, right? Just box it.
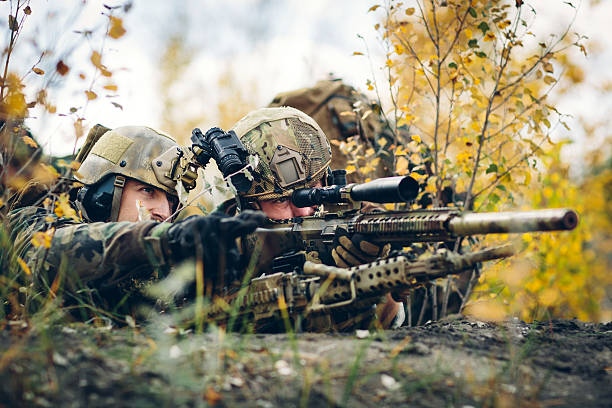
[292,175,419,207]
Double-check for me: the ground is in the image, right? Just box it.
[1,317,610,407]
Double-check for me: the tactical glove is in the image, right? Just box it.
[163,210,266,292]
[331,227,391,268]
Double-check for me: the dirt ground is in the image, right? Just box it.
[1,316,610,407]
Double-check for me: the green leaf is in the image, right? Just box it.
[475,51,487,58]
[448,62,458,69]
[468,7,477,18]
[468,39,479,48]
[486,164,498,174]
[496,184,507,192]
[489,193,500,204]
[477,22,490,35]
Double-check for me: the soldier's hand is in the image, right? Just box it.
[164,210,266,291]
[331,227,390,268]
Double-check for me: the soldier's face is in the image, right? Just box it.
[257,180,322,220]
[117,179,172,222]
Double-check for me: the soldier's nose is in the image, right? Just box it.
[151,198,172,221]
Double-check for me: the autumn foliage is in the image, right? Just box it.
[365,0,610,321]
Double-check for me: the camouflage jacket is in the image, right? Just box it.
[8,200,173,309]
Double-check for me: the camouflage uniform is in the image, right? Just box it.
[8,202,173,309]
[6,125,183,311]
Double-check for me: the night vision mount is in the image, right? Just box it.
[164,127,254,195]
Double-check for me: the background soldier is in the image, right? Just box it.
[218,106,404,329]
[8,125,264,316]
[268,78,396,183]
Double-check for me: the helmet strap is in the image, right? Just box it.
[110,175,126,222]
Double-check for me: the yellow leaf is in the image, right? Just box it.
[543,62,554,73]
[395,145,409,156]
[465,28,473,39]
[91,51,103,69]
[483,32,496,42]
[368,5,381,12]
[409,172,426,181]
[22,135,38,148]
[543,75,556,85]
[55,193,80,221]
[523,170,531,186]
[108,16,126,39]
[17,258,31,275]
[396,157,409,175]
[103,84,118,91]
[470,122,480,132]
[377,137,388,148]
[345,165,357,174]
[394,44,404,55]
[411,134,421,143]
[31,228,55,248]
[352,51,364,56]
[32,67,45,75]
[85,90,97,100]
[497,20,511,30]
[405,7,415,15]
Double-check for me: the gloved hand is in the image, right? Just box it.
[163,210,266,291]
[331,227,391,268]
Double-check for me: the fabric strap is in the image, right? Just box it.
[110,175,125,221]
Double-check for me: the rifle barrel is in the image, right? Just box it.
[449,208,578,235]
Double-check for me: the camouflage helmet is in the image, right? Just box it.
[232,107,332,201]
[75,126,179,221]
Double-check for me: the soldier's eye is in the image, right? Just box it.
[141,186,155,195]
